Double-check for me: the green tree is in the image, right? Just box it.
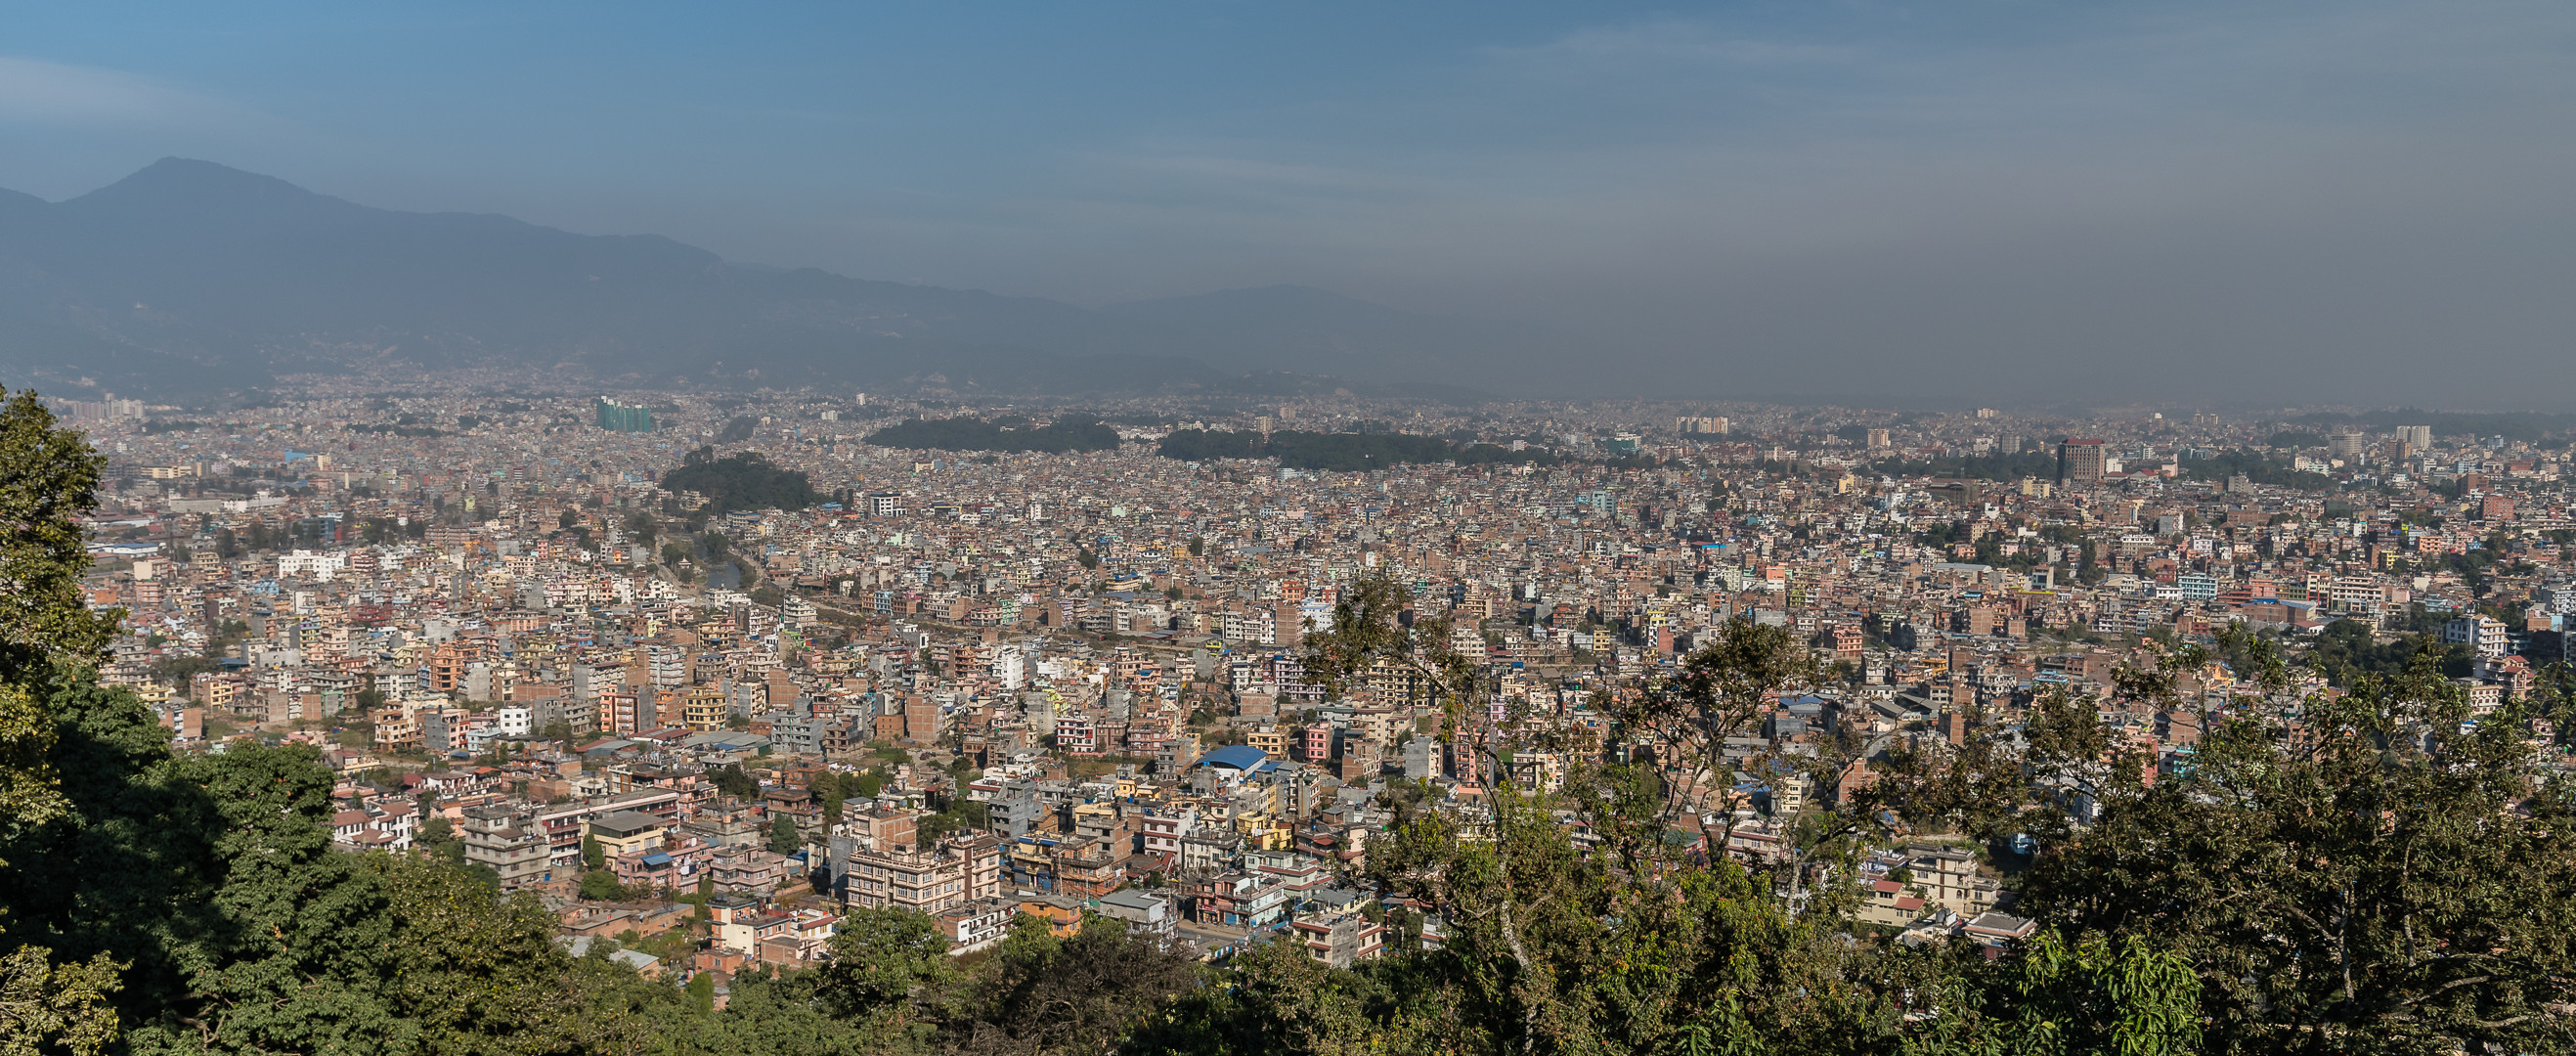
[0,392,125,1056]
[416,815,464,864]
[1293,577,1903,1053]
[942,912,1199,1055]
[2020,649,2576,1053]
[812,906,956,1020]
[579,869,628,902]
[662,448,819,514]
[769,813,801,855]
[1125,928,1397,1055]
[0,391,117,680]
[1901,931,2201,1056]
[0,945,121,1056]
[583,830,605,870]
[712,763,760,800]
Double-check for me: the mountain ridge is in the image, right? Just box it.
[0,158,1550,401]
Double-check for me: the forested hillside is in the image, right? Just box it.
[657,447,820,514]
[863,417,1121,455]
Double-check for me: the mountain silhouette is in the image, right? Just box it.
[0,159,1549,400]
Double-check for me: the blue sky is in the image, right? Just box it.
[6,1,2575,403]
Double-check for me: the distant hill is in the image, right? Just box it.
[0,160,1159,399]
[1102,285,1561,391]
[0,159,1566,401]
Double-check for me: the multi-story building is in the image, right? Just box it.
[460,805,554,892]
[844,846,969,915]
[2056,439,2107,485]
[1291,909,1385,969]
[2443,614,2510,658]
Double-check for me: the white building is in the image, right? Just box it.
[2442,615,2510,658]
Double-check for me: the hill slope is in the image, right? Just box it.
[0,159,1559,400]
[0,159,1223,398]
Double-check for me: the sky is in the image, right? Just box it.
[5,1,2575,406]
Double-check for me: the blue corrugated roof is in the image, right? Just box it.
[1194,745,1269,770]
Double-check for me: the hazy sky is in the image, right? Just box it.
[5,1,2575,406]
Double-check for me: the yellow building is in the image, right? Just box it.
[585,810,667,859]
[684,685,728,731]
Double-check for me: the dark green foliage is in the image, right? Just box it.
[0,391,119,677]
[2286,408,2576,444]
[769,813,803,855]
[0,677,633,1053]
[2305,619,2470,684]
[711,763,760,800]
[809,769,882,808]
[1899,932,2201,1056]
[652,967,893,1055]
[941,913,1199,1056]
[911,800,985,849]
[2020,650,2576,1054]
[865,416,1120,455]
[661,446,819,513]
[580,869,630,902]
[718,415,761,444]
[416,815,463,863]
[814,907,956,1019]
[145,654,221,685]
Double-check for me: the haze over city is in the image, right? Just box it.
[7,1,2575,405]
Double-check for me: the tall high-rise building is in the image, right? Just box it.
[2056,439,2107,485]
[2327,430,2368,461]
[2397,424,2433,453]
[594,397,654,433]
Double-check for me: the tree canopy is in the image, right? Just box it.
[660,447,819,513]
[864,417,1119,455]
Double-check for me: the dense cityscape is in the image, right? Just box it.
[10,3,2576,1051]
[22,377,2575,1050]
